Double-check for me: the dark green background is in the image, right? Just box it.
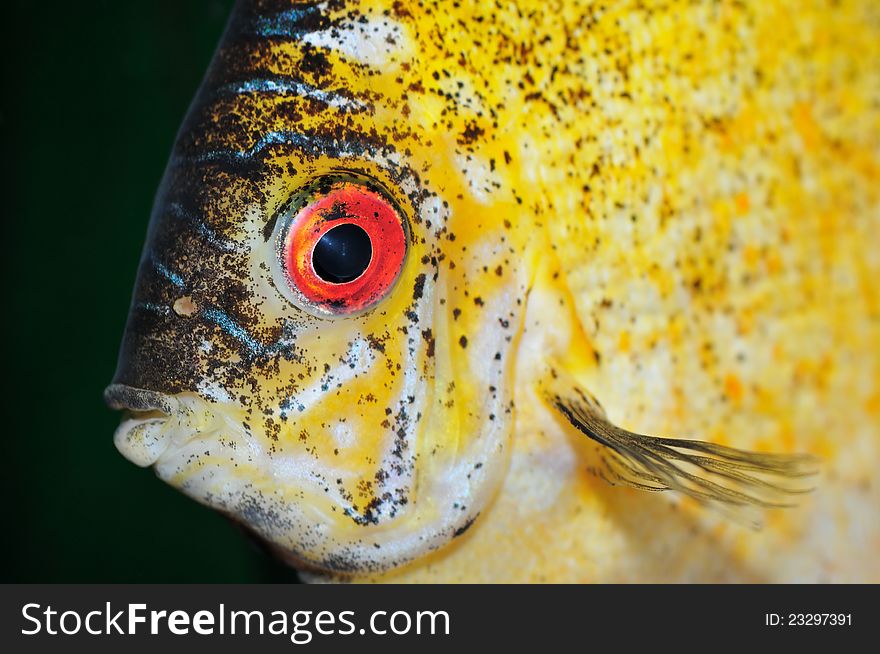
[3,1,299,582]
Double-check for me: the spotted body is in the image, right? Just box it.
[107,0,880,581]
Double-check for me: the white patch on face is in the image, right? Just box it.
[114,415,170,468]
[454,153,502,205]
[332,420,356,449]
[301,16,410,67]
[197,379,235,404]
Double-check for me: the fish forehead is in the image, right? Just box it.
[160,0,670,246]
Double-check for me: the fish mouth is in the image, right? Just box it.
[104,384,181,467]
[104,383,179,414]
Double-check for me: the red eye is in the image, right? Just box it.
[279,179,408,316]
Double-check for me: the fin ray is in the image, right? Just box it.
[550,388,819,528]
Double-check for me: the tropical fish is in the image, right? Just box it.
[106,0,880,582]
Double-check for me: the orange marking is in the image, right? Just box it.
[724,373,744,402]
[793,102,821,151]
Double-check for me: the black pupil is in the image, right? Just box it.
[312,223,373,284]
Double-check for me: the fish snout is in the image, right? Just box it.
[104,384,179,467]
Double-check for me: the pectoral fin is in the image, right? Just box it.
[547,383,819,528]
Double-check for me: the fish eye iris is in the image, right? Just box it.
[312,223,373,284]
[280,179,408,316]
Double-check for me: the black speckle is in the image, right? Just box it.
[453,515,477,538]
[412,273,426,300]
[458,121,485,145]
[422,328,435,357]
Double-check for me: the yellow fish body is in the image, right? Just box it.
[107,0,880,582]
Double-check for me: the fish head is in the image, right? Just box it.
[105,1,532,574]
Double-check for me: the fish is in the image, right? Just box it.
[106,0,880,582]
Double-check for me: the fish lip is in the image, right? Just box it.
[103,383,178,415]
[106,384,184,468]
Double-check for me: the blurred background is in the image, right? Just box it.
[3,0,299,582]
